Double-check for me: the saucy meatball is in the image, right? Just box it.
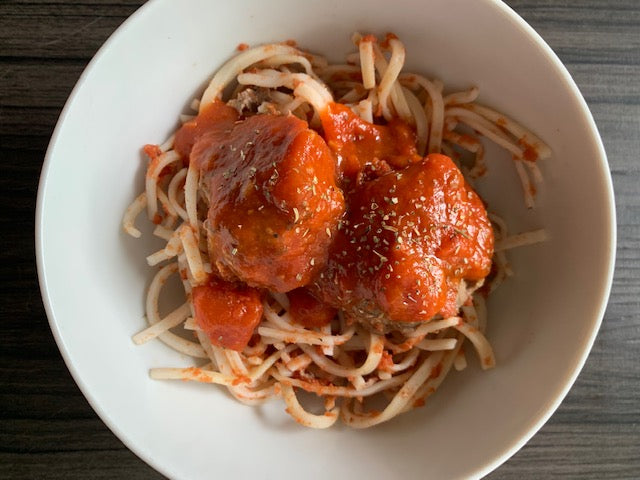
[189,107,345,292]
[312,153,494,332]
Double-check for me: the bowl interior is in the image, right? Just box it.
[37,0,615,478]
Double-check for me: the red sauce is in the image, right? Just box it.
[177,98,493,334]
[143,144,162,160]
[320,103,421,184]
[192,276,263,351]
[288,288,336,328]
[378,350,394,372]
[359,34,377,45]
[379,32,399,49]
[144,144,175,180]
[429,363,443,380]
[517,137,540,162]
[174,101,238,159]
[522,144,538,162]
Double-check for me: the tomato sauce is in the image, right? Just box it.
[176,97,493,345]
[174,101,238,160]
[144,144,177,180]
[320,102,421,184]
[192,276,263,351]
[288,288,336,328]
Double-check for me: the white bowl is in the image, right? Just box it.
[36,0,615,478]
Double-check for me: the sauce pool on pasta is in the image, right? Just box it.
[124,33,550,428]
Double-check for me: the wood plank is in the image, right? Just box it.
[0,3,141,59]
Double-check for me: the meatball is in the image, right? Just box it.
[191,112,345,292]
[312,154,494,332]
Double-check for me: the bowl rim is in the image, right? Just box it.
[35,0,617,478]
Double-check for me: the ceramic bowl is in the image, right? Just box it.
[37,0,615,478]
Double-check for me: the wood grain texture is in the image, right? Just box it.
[1,0,638,478]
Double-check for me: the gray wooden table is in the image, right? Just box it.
[1,0,638,478]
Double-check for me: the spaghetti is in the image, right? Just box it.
[123,33,549,428]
